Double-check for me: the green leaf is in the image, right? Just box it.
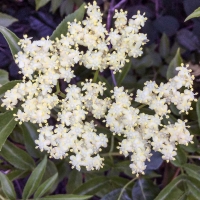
[180,137,197,153]
[183,163,200,182]
[109,177,130,188]
[7,169,29,181]
[171,146,187,167]
[21,122,42,158]
[196,98,200,129]
[187,194,198,200]
[34,173,58,198]
[0,12,18,27]
[0,26,21,57]
[0,69,9,85]
[162,114,177,125]
[188,121,200,135]
[132,178,160,200]
[56,160,70,183]
[0,80,21,97]
[166,48,183,80]
[50,0,62,13]
[67,170,83,194]
[60,0,74,16]
[50,3,85,40]
[35,0,51,10]
[185,7,200,21]
[114,161,130,169]
[42,160,58,193]
[96,126,112,138]
[22,156,47,199]
[159,34,170,59]
[187,177,200,199]
[113,161,132,176]
[74,0,83,7]
[170,103,180,116]
[42,160,57,182]
[160,187,184,200]
[116,60,131,86]
[73,177,109,195]
[0,110,17,150]
[0,140,35,170]
[188,102,198,121]
[102,189,131,200]
[0,172,16,200]
[120,74,136,89]
[134,54,153,69]
[9,124,24,144]
[38,194,92,200]
[154,175,187,200]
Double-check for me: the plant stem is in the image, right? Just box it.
[93,70,99,83]
[155,0,159,18]
[137,104,146,109]
[107,0,127,87]
[181,113,184,120]
[108,135,115,161]
[55,81,66,98]
[180,167,184,174]
[106,0,115,31]
[172,168,180,180]
[188,155,200,159]
[101,152,122,157]
[106,0,128,31]
[111,70,117,86]
[56,80,60,92]
[117,177,137,200]
[0,195,6,200]
[57,92,66,98]
[109,135,115,153]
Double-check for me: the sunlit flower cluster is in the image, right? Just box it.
[1,2,196,175]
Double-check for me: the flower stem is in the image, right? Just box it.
[117,177,137,200]
[93,70,99,83]
[101,152,122,157]
[109,135,115,153]
[110,70,117,86]
[108,135,115,161]
[188,155,200,159]
[0,194,6,200]
[56,80,60,91]
[55,81,66,98]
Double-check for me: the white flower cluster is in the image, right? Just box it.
[104,66,195,175]
[68,2,148,72]
[35,121,108,171]
[0,2,195,175]
[135,64,196,116]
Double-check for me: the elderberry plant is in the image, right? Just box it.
[1,2,196,176]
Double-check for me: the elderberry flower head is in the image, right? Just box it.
[1,1,196,176]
